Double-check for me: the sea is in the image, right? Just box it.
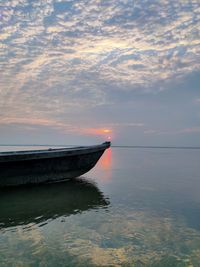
[0,145,200,267]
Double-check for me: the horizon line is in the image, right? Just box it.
[0,144,200,150]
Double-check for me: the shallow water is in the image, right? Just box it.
[0,146,200,266]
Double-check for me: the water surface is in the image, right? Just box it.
[0,146,200,266]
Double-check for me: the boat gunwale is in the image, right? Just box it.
[0,142,111,163]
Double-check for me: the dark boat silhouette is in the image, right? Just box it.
[0,142,110,186]
[0,178,109,229]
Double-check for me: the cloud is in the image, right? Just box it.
[108,122,144,127]
[180,127,200,134]
[0,115,115,138]
[0,0,199,132]
[144,127,200,135]
[195,98,200,104]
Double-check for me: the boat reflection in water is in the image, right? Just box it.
[0,177,109,229]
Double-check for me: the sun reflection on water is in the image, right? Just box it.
[95,148,112,183]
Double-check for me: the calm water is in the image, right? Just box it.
[0,146,200,266]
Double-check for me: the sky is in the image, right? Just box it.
[0,0,200,146]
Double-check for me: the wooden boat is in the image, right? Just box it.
[0,141,111,187]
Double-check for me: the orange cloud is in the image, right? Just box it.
[82,128,112,136]
[0,116,114,138]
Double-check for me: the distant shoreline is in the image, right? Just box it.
[112,145,200,150]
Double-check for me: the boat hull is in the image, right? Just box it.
[0,142,110,187]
